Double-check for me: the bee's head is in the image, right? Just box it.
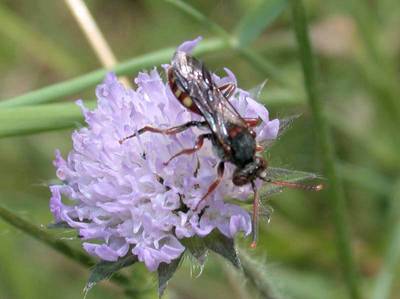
[232,157,268,186]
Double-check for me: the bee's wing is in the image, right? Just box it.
[260,167,323,197]
[173,52,247,146]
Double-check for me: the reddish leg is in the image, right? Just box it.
[163,134,211,166]
[119,121,207,144]
[244,117,262,127]
[250,181,260,249]
[218,83,236,99]
[195,162,225,210]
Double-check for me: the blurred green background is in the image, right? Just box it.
[0,0,399,298]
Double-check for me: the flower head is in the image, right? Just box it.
[50,37,279,272]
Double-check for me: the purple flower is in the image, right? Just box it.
[50,37,279,272]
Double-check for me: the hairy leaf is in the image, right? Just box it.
[204,230,241,268]
[182,236,208,266]
[157,255,183,298]
[85,254,137,293]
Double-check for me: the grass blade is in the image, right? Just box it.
[0,101,95,138]
[290,1,361,298]
[0,89,306,139]
[371,183,400,299]
[165,0,230,39]
[0,38,226,108]
[371,218,400,299]
[235,0,288,46]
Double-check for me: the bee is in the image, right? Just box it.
[120,51,323,247]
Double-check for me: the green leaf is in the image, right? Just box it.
[235,0,288,46]
[157,256,183,298]
[85,254,137,294]
[204,230,241,268]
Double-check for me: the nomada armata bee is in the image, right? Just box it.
[120,51,323,247]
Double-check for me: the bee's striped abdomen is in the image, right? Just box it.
[168,68,201,115]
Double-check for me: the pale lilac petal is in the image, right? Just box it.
[177,36,202,53]
[258,118,280,141]
[49,186,63,222]
[83,243,119,262]
[215,67,237,88]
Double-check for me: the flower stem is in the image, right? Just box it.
[289,1,361,299]
[65,0,119,69]
[0,205,135,293]
[239,251,282,299]
[64,0,131,87]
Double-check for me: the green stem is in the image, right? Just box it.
[165,0,287,85]
[0,89,303,139]
[0,100,95,138]
[371,181,400,299]
[290,1,361,299]
[0,38,226,108]
[371,219,400,299]
[0,205,133,292]
[239,251,281,299]
[165,0,230,40]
